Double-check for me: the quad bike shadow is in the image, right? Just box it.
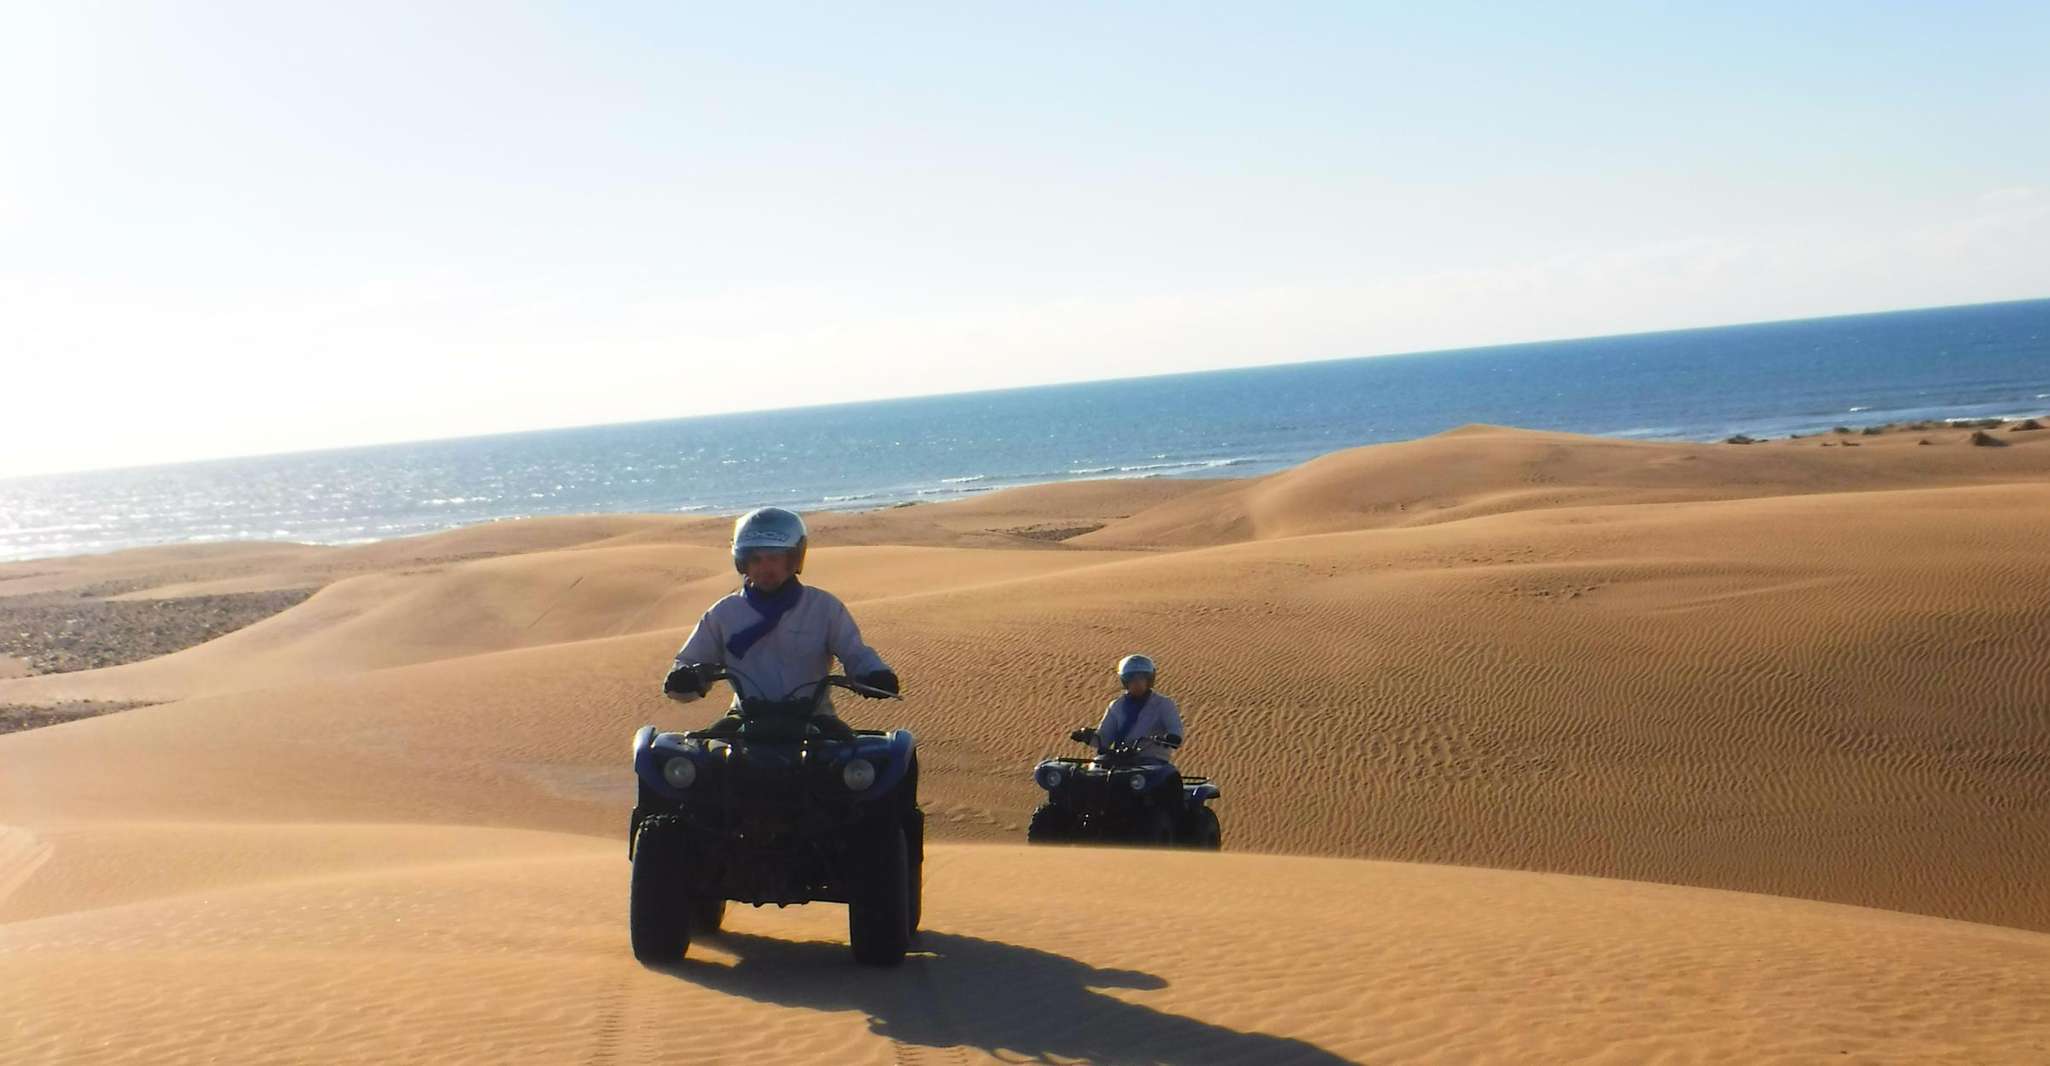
[663,929,1351,1066]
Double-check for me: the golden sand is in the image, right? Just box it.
[5,425,2048,1063]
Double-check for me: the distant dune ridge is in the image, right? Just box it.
[5,425,2050,1063]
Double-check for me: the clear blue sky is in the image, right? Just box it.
[3,2,2046,476]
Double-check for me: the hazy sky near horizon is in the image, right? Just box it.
[3,2,2047,478]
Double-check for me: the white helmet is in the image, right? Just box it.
[731,507,808,574]
[1116,653,1156,684]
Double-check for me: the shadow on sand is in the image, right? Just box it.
[663,929,1354,1065]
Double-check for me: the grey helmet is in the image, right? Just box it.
[731,506,809,574]
[1116,653,1157,685]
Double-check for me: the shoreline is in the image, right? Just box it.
[4,410,2049,566]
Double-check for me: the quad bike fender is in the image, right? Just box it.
[1188,782,1221,802]
[858,729,918,799]
[631,726,915,818]
[634,728,706,804]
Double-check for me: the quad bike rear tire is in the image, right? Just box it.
[630,819,692,965]
[1027,803,1075,844]
[848,822,912,966]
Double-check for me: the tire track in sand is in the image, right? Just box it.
[889,946,976,1066]
[0,826,53,912]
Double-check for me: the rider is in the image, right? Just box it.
[662,507,898,739]
[1071,654,1183,764]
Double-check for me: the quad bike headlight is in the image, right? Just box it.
[661,756,697,790]
[841,758,877,791]
[1035,766,1064,790]
[1126,773,1148,793]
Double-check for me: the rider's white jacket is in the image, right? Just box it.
[1094,693,1185,764]
[671,584,889,718]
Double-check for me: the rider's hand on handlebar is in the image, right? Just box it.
[1161,733,1182,748]
[663,664,710,700]
[1070,727,1099,745]
[856,670,899,697]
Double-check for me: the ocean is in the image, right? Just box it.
[4,298,2046,563]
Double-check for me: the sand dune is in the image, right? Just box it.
[1078,423,2050,546]
[5,425,2050,1062]
[0,543,1145,706]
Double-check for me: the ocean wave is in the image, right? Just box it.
[939,474,986,484]
[821,493,876,503]
[1068,465,1118,475]
[1847,406,1870,412]
[1115,456,1258,474]
[1117,461,1194,473]
[1943,413,2047,424]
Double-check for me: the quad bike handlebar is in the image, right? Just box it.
[667,669,902,744]
[1070,729,1181,753]
[687,666,902,708]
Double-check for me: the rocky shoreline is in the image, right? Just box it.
[1724,415,2045,445]
[0,588,314,676]
[0,699,155,735]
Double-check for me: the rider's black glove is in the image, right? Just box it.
[663,664,709,698]
[1162,733,1183,748]
[1070,727,1099,745]
[858,670,899,698]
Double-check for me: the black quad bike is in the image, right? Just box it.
[629,669,922,966]
[1027,732,1222,848]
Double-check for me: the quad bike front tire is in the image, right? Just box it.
[1026,802,1076,844]
[688,896,727,932]
[900,755,923,935]
[630,819,692,965]
[1181,806,1222,850]
[849,822,912,967]
[904,806,925,934]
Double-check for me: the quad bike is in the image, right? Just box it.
[1027,732,1221,848]
[629,668,922,966]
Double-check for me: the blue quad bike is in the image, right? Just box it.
[1027,733,1222,848]
[629,669,922,966]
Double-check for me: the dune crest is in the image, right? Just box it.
[1077,423,2050,546]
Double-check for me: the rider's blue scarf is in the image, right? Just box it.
[726,579,804,660]
[1114,690,1154,743]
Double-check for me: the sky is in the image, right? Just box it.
[2,1,2046,478]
